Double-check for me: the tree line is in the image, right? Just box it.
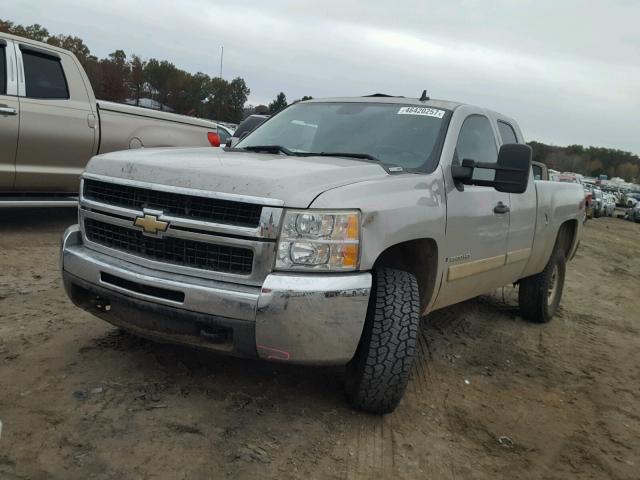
[1,19,313,123]
[0,19,254,123]
[528,141,640,182]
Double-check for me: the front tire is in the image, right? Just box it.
[518,249,566,323]
[345,268,420,414]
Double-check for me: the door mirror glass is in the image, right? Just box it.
[494,143,532,193]
[451,143,531,194]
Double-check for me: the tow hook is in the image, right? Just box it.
[92,295,111,312]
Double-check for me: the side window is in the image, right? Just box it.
[235,117,264,138]
[22,49,69,99]
[0,45,6,95]
[455,115,497,182]
[532,164,542,180]
[498,121,518,144]
[234,122,251,139]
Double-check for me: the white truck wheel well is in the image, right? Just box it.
[373,238,438,312]
[556,220,578,259]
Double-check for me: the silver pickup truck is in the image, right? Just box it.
[60,95,584,413]
[0,32,231,206]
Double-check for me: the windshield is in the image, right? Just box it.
[236,102,450,171]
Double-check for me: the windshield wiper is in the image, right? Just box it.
[239,147,382,163]
[241,145,297,156]
[306,152,381,162]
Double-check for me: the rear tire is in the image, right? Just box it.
[518,248,566,323]
[345,268,420,414]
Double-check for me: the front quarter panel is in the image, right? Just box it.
[310,172,446,299]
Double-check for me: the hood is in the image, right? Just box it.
[85,147,389,207]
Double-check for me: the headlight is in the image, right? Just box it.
[276,210,360,271]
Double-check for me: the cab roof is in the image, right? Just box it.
[305,96,464,112]
[0,31,74,57]
[304,95,519,127]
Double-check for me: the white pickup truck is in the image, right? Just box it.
[0,32,231,206]
[61,95,585,413]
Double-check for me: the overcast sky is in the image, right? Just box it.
[5,0,640,153]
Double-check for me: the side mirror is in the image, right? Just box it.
[451,143,532,194]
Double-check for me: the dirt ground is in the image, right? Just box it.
[0,209,638,480]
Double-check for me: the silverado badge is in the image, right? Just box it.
[134,214,169,235]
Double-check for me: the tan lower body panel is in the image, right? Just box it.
[447,254,506,281]
[506,248,532,264]
[447,248,531,281]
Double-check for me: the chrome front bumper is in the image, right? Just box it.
[61,225,371,365]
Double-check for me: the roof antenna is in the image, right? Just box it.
[419,89,430,102]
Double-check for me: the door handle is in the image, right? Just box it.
[0,106,17,115]
[494,202,510,214]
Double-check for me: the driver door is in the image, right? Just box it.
[433,114,512,309]
[0,39,19,190]
[14,46,96,192]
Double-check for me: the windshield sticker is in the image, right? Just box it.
[397,107,445,118]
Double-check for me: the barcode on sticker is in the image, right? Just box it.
[397,107,445,118]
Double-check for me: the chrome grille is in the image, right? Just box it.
[79,175,284,285]
[83,178,263,228]
[84,218,254,275]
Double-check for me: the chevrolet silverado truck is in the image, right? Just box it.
[0,32,230,206]
[60,95,585,413]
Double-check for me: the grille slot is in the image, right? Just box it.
[100,272,185,302]
[83,179,263,228]
[85,218,254,275]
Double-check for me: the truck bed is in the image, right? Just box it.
[523,180,584,277]
[97,101,219,130]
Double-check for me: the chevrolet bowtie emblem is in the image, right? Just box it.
[134,214,169,234]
